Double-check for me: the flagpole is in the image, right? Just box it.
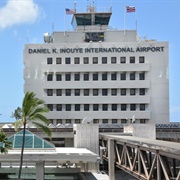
[124,5,126,35]
[135,9,137,32]
[64,8,66,37]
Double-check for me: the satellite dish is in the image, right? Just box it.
[44,33,52,43]
[82,117,93,124]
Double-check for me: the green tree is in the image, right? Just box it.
[0,127,12,154]
[11,107,22,120]
[13,92,51,180]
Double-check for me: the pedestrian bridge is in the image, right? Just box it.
[99,133,180,180]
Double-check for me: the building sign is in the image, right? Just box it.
[28,46,164,54]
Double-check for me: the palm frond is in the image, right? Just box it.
[32,122,51,137]
[13,120,23,131]
[31,114,50,125]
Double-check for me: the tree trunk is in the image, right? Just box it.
[18,124,26,180]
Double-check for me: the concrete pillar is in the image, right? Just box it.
[108,139,115,180]
[64,138,74,147]
[36,161,44,180]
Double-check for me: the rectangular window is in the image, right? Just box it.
[65,74,71,81]
[56,74,61,81]
[66,119,71,124]
[47,104,53,111]
[47,74,53,81]
[102,104,108,111]
[49,119,53,124]
[93,73,98,81]
[121,104,126,111]
[74,89,80,96]
[65,89,71,96]
[74,73,80,81]
[112,119,117,124]
[102,57,107,64]
[130,104,136,111]
[121,89,126,96]
[93,57,98,64]
[140,104,146,111]
[75,119,81,124]
[56,58,61,64]
[56,89,62,96]
[102,73,107,81]
[57,119,62,124]
[130,89,136,95]
[130,57,135,63]
[75,104,80,111]
[47,57,53,64]
[140,119,146,124]
[111,73,117,80]
[111,89,117,96]
[93,119,99,124]
[65,57,71,64]
[93,104,99,111]
[139,72,145,80]
[74,57,80,64]
[102,119,108,124]
[93,89,99,96]
[84,89,89,96]
[111,57,116,64]
[121,73,126,80]
[47,89,53,96]
[120,57,126,63]
[83,57,89,64]
[102,89,108,96]
[84,73,89,81]
[139,56,145,63]
[84,104,89,111]
[130,72,135,80]
[121,119,127,124]
[112,104,117,111]
[66,104,71,111]
[56,104,62,111]
[139,88,145,95]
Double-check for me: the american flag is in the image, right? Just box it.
[126,6,136,13]
[65,8,75,14]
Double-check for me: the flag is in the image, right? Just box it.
[126,6,136,13]
[65,8,74,15]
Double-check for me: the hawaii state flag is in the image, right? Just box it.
[126,6,136,13]
[65,8,75,14]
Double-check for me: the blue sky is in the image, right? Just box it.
[0,0,180,123]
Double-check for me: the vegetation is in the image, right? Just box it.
[11,107,22,120]
[13,92,51,180]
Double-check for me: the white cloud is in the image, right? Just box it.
[0,0,39,29]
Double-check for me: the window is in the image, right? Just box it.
[120,57,126,63]
[47,89,53,96]
[93,119,99,124]
[139,88,145,95]
[56,89,62,96]
[102,73,107,81]
[111,57,116,64]
[93,104,99,111]
[121,73,126,80]
[74,57,80,64]
[66,119,71,124]
[74,89,80,96]
[49,119,53,124]
[75,104,80,111]
[121,89,126,96]
[130,104,136,111]
[57,119,62,124]
[83,57,89,64]
[111,89,117,96]
[102,89,108,96]
[56,74,61,81]
[74,73,80,81]
[47,104,53,111]
[140,104,145,111]
[75,119,81,124]
[47,57,53,64]
[93,89,98,96]
[112,119,117,124]
[140,119,146,124]
[65,57,71,64]
[66,104,71,111]
[102,104,108,111]
[111,73,117,80]
[84,89,89,96]
[102,57,107,64]
[65,74,71,81]
[130,72,135,80]
[47,74,53,81]
[102,119,108,124]
[130,57,135,63]
[84,73,89,81]
[139,72,145,80]
[93,73,98,81]
[130,89,136,96]
[139,56,145,63]
[121,104,126,111]
[93,57,98,64]
[56,58,61,64]
[121,119,127,124]
[65,89,71,96]
[84,104,89,111]
[112,104,117,111]
[56,104,62,111]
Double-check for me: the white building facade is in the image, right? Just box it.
[24,10,169,125]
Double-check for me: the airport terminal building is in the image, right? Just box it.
[24,7,169,125]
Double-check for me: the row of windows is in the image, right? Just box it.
[47,104,147,111]
[47,72,145,81]
[49,119,146,124]
[46,88,146,96]
[47,56,145,65]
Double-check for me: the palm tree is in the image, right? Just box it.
[13,92,51,180]
[11,107,22,120]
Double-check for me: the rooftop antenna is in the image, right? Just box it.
[74,2,76,13]
[52,0,54,33]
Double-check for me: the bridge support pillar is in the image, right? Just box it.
[108,139,115,180]
[36,161,44,180]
